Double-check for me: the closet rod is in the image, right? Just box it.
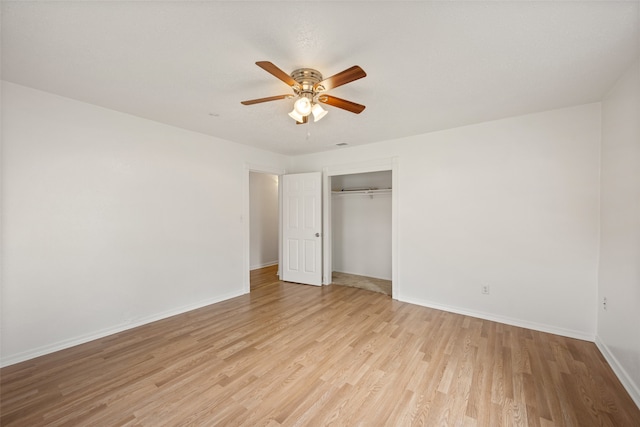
[331,188,392,196]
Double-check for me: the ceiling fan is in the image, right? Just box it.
[241,61,366,124]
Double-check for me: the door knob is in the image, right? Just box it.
[315,232,320,237]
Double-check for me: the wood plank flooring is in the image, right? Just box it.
[331,271,392,296]
[2,266,639,426]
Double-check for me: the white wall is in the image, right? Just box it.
[293,103,602,340]
[249,172,279,269]
[0,82,288,366]
[597,59,640,405]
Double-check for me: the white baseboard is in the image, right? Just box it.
[250,261,278,270]
[0,290,246,368]
[595,336,640,409]
[398,295,595,342]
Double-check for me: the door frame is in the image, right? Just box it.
[322,157,399,299]
[243,163,286,293]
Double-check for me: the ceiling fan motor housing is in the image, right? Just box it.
[291,68,324,96]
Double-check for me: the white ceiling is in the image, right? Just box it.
[2,1,639,155]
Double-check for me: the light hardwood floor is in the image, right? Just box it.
[331,271,392,296]
[1,265,638,426]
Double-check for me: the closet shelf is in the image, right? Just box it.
[331,188,392,197]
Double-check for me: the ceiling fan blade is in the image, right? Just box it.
[256,61,299,88]
[296,115,309,125]
[315,65,366,91]
[318,95,366,114]
[241,94,292,105]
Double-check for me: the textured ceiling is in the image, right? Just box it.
[2,1,639,155]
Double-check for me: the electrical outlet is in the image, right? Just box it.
[481,285,490,295]
[603,297,607,310]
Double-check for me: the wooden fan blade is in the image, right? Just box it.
[296,115,309,125]
[315,66,366,91]
[256,61,298,88]
[241,95,292,105]
[318,95,366,114]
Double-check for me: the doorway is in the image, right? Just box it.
[322,157,398,299]
[330,171,392,296]
[249,171,279,290]
[245,168,323,291]
[244,164,284,293]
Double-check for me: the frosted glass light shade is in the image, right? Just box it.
[311,103,328,122]
[293,97,312,116]
[288,109,304,122]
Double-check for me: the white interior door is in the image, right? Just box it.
[281,172,322,286]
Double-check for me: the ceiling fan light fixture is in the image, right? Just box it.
[293,97,312,116]
[311,103,328,122]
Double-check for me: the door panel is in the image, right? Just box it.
[288,239,299,271]
[282,172,322,285]
[304,239,316,272]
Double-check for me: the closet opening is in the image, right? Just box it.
[329,170,392,296]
